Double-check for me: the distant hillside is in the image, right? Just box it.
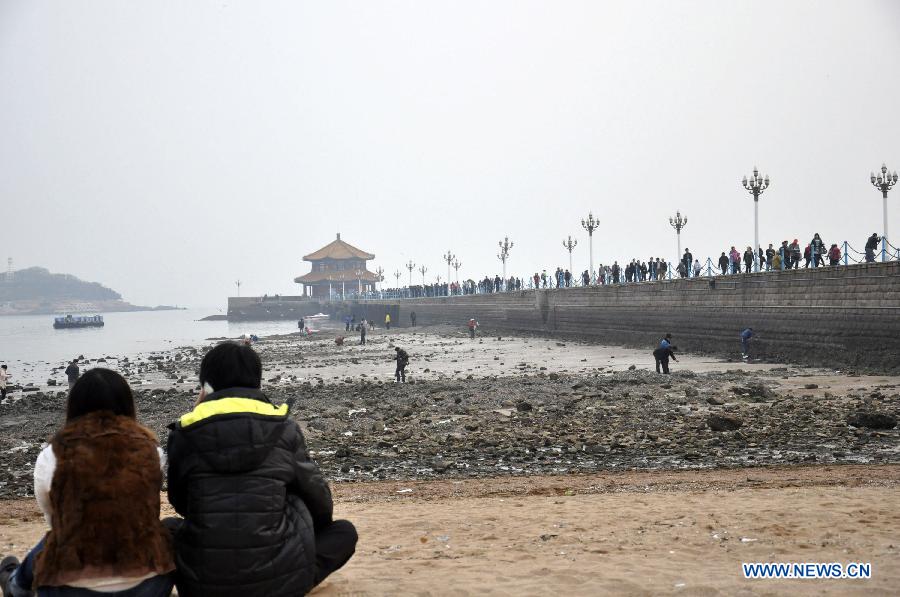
[0,267,121,302]
[0,267,179,315]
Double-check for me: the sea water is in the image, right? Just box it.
[0,308,304,385]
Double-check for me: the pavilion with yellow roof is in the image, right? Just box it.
[294,233,378,298]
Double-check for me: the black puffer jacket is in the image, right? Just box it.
[167,388,332,597]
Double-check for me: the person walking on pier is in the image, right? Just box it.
[384,313,391,330]
[729,246,740,274]
[828,243,842,266]
[743,247,754,274]
[789,239,801,269]
[865,233,881,262]
[765,244,776,270]
[718,252,729,275]
[394,346,409,383]
[653,333,678,374]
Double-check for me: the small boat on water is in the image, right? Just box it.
[53,315,105,329]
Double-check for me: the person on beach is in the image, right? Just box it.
[741,327,754,359]
[360,320,367,345]
[394,346,409,383]
[468,318,478,339]
[0,365,8,401]
[64,360,80,389]
[166,342,357,597]
[0,369,175,597]
[298,318,304,330]
[344,315,351,332]
[410,311,417,327]
[384,313,391,330]
[653,333,678,374]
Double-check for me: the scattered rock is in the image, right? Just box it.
[847,412,897,430]
[707,415,743,432]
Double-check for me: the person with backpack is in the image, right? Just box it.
[652,333,678,374]
[64,360,80,390]
[166,343,357,597]
[0,369,175,597]
[828,243,842,266]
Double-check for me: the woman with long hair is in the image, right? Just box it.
[0,369,174,597]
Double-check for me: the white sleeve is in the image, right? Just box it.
[157,446,166,475]
[34,445,56,527]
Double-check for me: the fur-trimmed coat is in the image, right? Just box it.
[34,411,175,587]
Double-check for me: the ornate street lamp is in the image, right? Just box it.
[393,269,402,288]
[562,235,577,280]
[668,211,688,266]
[871,163,898,259]
[581,212,598,280]
[443,251,455,289]
[742,166,770,272]
[418,264,428,286]
[452,258,462,282]
[405,260,415,288]
[234,279,242,297]
[375,266,384,292]
[497,237,513,290]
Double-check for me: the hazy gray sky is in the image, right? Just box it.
[2,0,899,308]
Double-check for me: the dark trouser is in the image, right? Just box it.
[411,319,416,327]
[741,339,750,355]
[385,322,390,330]
[5,537,174,597]
[0,387,6,400]
[865,249,875,262]
[395,364,406,382]
[730,263,738,274]
[360,335,366,345]
[655,356,669,374]
[313,520,358,587]
[469,328,475,339]
[744,262,751,273]
[345,323,350,331]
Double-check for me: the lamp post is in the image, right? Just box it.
[393,269,401,289]
[443,251,455,291]
[742,166,770,272]
[452,258,461,282]
[405,260,415,288]
[497,237,513,291]
[235,279,241,297]
[581,212,598,281]
[418,264,428,286]
[562,235,577,281]
[375,266,384,293]
[871,163,898,260]
[668,211,687,267]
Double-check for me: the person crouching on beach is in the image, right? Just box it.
[166,342,357,597]
[0,369,175,597]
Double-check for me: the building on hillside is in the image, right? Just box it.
[294,233,379,298]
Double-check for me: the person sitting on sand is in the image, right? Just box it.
[0,369,175,597]
[166,342,357,597]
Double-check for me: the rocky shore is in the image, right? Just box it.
[1,325,897,499]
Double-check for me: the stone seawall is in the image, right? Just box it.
[378,262,900,371]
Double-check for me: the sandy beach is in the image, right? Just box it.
[1,466,898,596]
[1,326,898,595]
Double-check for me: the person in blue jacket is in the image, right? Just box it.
[653,333,678,374]
[741,328,754,358]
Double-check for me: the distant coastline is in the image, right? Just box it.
[0,266,184,316]
[0,301,185,316]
